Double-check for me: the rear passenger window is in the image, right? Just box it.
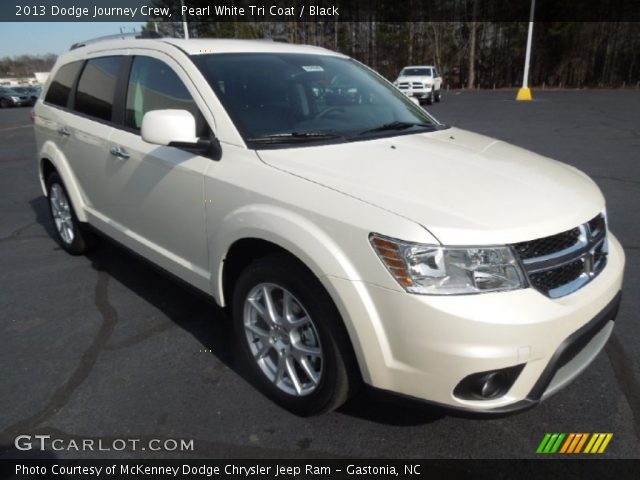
[126,56,205,135]
[44,61,83,108]
[75,57,124,121]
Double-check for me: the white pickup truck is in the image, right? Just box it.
[394,65,442,105]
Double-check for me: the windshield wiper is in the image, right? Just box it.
[358,121,437,136]
[247,131,344,144]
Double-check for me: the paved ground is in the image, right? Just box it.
[0,90,639,460]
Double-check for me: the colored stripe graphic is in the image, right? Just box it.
[573,433,589,453]
[536,433,552,453]
[537,433,613,454]
[584,433,613,454]
[559,433,575,453]
[536,433,565,453]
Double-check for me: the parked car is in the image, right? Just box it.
[0,87,35,107]
[33,38,624,415]
[12,86,42,102]
[394,65,442,104]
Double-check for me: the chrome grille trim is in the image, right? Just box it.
[512,213,608,298]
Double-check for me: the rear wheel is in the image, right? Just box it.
[232,254,359,415]
[46,172,95,255]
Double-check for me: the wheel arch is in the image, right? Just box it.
[210,205,361,308]
[38,141,88,222]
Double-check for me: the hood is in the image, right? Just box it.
[396,75,433,83]
[257,128,605,245]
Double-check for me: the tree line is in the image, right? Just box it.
[150,20,640,89]
[0,54,57,78]
[3,20,638,90]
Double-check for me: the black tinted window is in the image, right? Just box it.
[126,56,205,135]
[75,57,124,121]
[44,61,83,108]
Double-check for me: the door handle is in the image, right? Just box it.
[109,146,130,159]
[57,126,71,136]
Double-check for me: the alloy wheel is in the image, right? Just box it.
[243,283,323,396]
[50,183,74,245]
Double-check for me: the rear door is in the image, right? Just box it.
[36,61,84,158]
[62,56,126,210]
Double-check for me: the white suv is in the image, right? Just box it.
[394,65,442,104]
[34,37,624,415]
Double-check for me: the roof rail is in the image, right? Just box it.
[70,31,167,50]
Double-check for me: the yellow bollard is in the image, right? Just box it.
[516,87,533,101]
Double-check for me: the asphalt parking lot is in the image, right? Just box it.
[1,90,639,459]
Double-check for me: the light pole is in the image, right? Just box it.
[180,0,190,39]
[516,0,535,100]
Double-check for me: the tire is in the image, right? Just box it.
[46,172,96,255]
[0,98,9,108]
[426,88,434,105]
[232,254,359,415]
[435,89,441,102]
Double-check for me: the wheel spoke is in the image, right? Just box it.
[275,353,286,383]
[245,323,270,340]
[253,344,271,360]
[299,356,320,385]
[285,355,303,395]
[282,291,294,325]
[293,342,322,358]
[248,296,267,319]
[289,315,311,328]
[262,285,281,325]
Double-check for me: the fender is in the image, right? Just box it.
[209,204,361,306]
[208,203,396,383]
[38,140,88,223]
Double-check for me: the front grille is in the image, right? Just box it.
[412,82,423,88]
[529,259,585,293]
[513,227,581,260]
[512,213,608,298]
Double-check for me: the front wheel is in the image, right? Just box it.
[435,89,441,102]
[0,98,9,108]
[232,254,359,415]
[426,88,434,105]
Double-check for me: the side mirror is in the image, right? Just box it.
[141,109,222,160]
[141,109,198,145]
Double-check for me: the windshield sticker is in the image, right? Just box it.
[302,65,324,72]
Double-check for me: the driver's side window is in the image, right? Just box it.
[125,56,206,136]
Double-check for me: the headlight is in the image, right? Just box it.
[370,233,527,295]
[11,96,20,101]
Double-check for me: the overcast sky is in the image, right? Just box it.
[0,22,146,57]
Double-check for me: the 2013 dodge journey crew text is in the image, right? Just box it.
[33,37,625,415]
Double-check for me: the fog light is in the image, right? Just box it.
[453,364,525,400]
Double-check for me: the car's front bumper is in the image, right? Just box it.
[4,98,34,107]
[322,233,625,412]
[398,87,433,99]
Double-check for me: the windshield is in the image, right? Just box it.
[192,53,442,148]
[401,68,432,77]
